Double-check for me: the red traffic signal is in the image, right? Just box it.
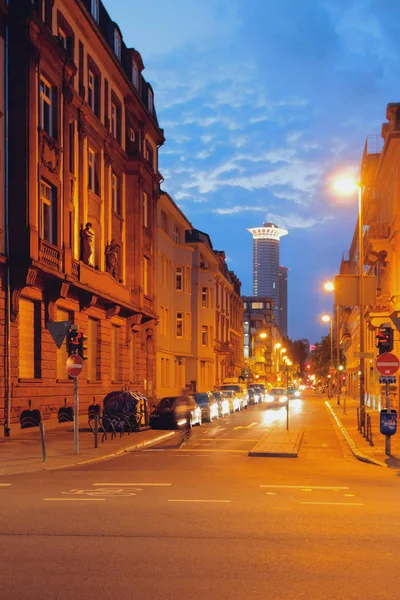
[376,326,394,355]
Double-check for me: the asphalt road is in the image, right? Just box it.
[1,392,400,600]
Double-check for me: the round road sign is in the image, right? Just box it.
[66,354,84,378]
[376,352,400,376]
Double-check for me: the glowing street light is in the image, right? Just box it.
[323,281,334,292]
[259,332,267,340]
[321,314,333,367]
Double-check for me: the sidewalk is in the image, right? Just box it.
[0,415,176,477]
[327,395,400,468]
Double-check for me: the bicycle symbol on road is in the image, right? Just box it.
[62,487,142,498]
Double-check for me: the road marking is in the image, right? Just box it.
[299,502,363,506]
[233,422,258,431]
[168,499,231,503]
[0,483,12,487]
[142,449,166,452]
[260,485,349,490]
[200,438,260,442]
[92,483,172,487]
[169,449,247,454]
[44,498,105,502]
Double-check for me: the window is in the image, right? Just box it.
[87,318,99,380]
[129,128,135,143]
[112,172,121,215]
[40,76,54,137]
[56,308,71,379]
[176,266,183,291]
[57,14,74,58]
[69,121,75,174]
[143,257,149,296]
[88,70,96,112]
[91,0,99,22]
[88,148,99,195]
[132,60,139,89]
[19,298,41,379]
[176,312,183,338]
[111,325,120,381]
[202,326,208,346]
[251,302,264,309]
[145,141,154,169]
[148,88,154,113]
[161,210,168,233]
[143,193,149,228]
[129,334,136,383]
[58,27,67,50]
[114,29,122,60]
[202,287,209,308]
[160,306,168,338]
[111,102,117,138]
[173,225,180,244]
[161,255,169,287]
[40,179,57,245]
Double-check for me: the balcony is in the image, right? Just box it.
[364,222,390,262]
[39,240,62,272]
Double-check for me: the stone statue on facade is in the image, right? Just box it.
[81,222,95,266]
[105,238,119,279]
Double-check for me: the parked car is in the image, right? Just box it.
[265,387,288,406]
[218,384,248,410]
[218,390,241,413]
[150,396,202,429]
[193,392,220,422]
[247,387,262,404]
[211,391,231,417]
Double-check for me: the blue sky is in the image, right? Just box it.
[105,0,399,343]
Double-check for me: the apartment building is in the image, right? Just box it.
[5,0,164,426]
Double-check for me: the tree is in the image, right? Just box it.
[284,338,310,376]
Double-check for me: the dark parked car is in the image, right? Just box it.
[193,392,219,422]
[211,391,230,417]
[150,396,202,430]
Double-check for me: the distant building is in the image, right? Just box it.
[247,222,288,331]
[278,266,288,337]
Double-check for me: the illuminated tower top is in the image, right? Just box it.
[247,222,288,333]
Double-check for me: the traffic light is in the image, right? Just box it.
[66,325,80,355]
[77,331,88,361]
[376,325,394,355]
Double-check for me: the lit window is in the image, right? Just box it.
[129,128,135,142]
[132,61,139,89]
[176,266,183,291]
[40,179,56,244]
[91,0,99,23]
[40,76,53,137]
[114,29,122,60]
[251,302,264,309]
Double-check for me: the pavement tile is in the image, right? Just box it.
[0,416,176,476]
[327,395,400,468]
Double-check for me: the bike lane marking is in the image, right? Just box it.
[91,483,172,486]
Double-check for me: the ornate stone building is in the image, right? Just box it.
[5,0,164,428]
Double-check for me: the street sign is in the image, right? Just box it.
[379,376,397,384]
[390,315,400,332]
[46,321,71,349]
[66,354,84,378]
[354,351,375,359]
[376,352,400,376]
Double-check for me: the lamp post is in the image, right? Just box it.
[322,314,333,398]
[334,177,364,427]
[323,281,341,405]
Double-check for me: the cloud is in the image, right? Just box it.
[266,213,333,229]
[212,206,266,215]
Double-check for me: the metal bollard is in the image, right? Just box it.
[39,422,46,462]
[94,414,99,448]
[343,396,346,415]
[356,407,359,430]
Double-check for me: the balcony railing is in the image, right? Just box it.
[71,259,80,279]
[39,239,62,272]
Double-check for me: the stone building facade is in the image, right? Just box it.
[4,0,164,428]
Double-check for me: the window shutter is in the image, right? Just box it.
[19,299,35,378]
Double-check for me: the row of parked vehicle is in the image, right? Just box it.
[149,382,300,430]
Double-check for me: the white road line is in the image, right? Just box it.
[168,449,247,454]
[43,498,106,502]
[92,483,172,487]
[142,449,166,452]
[299,502,363,506]
[260,485,349,490]
[0,483,12,487]
[200,438,260,442]
[168,499,231,503]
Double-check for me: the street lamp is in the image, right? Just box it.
[333,176,364,425]
[321,314,333,367]
[323,280,341,404]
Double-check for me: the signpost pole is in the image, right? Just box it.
[286,365,289,431]
[73,375,79,455]
[385,381,391,456]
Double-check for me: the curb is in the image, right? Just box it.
[248,429,304,458]
[325,401,387,467]
[1,431,176,475]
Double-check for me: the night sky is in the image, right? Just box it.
[105,0,398,343]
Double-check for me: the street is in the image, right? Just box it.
[1,391,399,600]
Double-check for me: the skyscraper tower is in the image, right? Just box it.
[247,222,288,331]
